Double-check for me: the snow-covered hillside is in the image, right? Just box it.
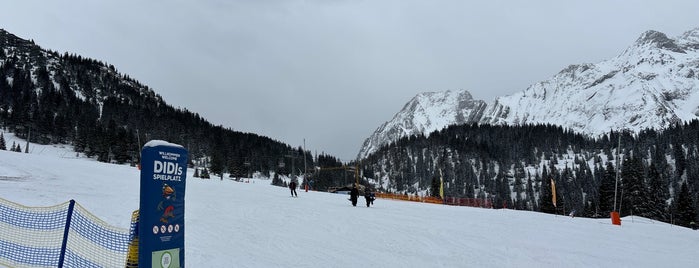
[482,29,699,133]
[359,28,699,159]
[1,141,698,267]
[0,28,161,106]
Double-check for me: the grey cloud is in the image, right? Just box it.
[1,0,698,160]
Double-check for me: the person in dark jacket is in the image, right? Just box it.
[289,180,298,197]
[364,190,375,207]
[349,185,359,206]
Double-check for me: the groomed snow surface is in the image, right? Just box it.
[1,140,698,267]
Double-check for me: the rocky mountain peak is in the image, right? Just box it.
[677,27,699,49]
[633,30,684,53]
[357,89,486,159]
[0,28,34,48]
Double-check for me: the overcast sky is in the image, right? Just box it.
[1,0,698,161]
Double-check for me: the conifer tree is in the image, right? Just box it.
[0,132,5,150]
[496,174,512,209]
[513,162,525,209]
[674,182,697,228]
[209,149,224,177]
[430,176,441,198]
[272,172,284,187]
[598,162,617,215]
[673,142,686,179]
[526,175,537,211]
[620,155,647,217]
[645,163,668,221]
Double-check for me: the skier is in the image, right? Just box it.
[349,185,359,206]
[289,180,298,197]
[364,189,375,207]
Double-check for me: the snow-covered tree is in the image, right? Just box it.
[0,132,6,150]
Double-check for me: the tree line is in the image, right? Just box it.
[360,122,699,228]
[0,29,310,177]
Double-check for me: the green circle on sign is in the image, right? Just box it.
[161,252,172,268]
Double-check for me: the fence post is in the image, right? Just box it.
[58,199,76,268]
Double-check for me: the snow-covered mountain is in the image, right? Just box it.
[359,28,699,159]
[481,28,699,132]
[358,90,486,159]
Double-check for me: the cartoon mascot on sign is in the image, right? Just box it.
[157,183,176,223]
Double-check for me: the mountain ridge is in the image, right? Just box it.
[358,27,699,159]
[0,28,314,173]
[358,90,486,159]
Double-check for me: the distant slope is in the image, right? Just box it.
[359,28,699,159]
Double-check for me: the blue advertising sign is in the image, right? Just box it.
[139,140,187,267]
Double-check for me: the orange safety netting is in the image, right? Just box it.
[374,193,493,208]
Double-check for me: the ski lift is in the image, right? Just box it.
[278,159,285,168]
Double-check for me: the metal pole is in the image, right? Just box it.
[136,129,141,149]
[439,168,444,205]
[304,139,308,191]
[291,152,294,180]
[618,188,624,217]
[25,127,30,153]
[58,200,76,268]
[613,133,621,212]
